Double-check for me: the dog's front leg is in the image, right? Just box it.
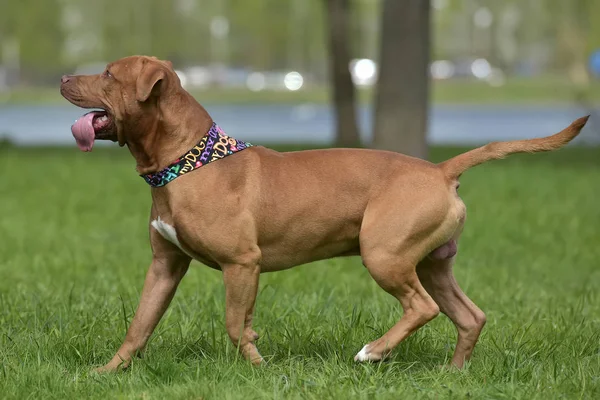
[96,249,190,373]
[222,262,263,365]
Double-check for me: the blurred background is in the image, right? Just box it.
[0,0,599,152]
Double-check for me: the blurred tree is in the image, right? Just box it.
[325,0,361,147]
[372,0,430,159]
[306,0,328,80]
[350,0,380,60]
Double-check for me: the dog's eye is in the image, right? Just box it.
[103,70,113,78]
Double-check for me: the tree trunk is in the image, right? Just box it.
[372,0,430,159]
[325,0,361,147]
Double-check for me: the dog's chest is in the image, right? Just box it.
[150,216,220,268]
[151,217,191,256]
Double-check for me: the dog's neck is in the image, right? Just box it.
[139,122,253,187]
[126,92,213,175]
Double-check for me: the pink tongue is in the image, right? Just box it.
[71,112,99,152]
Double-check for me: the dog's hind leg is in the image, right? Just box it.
[354,170,467,363]
[354,250,440,362]
[417,255,486,369]
[222,262,263,365]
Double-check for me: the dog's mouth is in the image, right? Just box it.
[71,110,116,151]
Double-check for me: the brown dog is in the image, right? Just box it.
[60,56,588,372]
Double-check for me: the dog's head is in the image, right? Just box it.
[60,55,182,151]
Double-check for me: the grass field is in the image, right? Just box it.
[1,144,599,399]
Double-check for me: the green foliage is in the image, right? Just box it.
[0,145,599,399]
[0,0,64,77]
[1,0,599,85]
[0,0,333,78]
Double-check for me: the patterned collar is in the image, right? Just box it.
[141,123,253,187]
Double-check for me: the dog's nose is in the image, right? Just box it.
[61,75,71,84]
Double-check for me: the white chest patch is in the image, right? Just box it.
[151,217,192,257]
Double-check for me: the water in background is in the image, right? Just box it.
[0,104,597,147]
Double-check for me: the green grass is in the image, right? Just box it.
[2,76,600,105]
[1,145,599,399]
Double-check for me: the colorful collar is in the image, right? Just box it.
[141,123,253,187]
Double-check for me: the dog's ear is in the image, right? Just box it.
[136,61,166,102]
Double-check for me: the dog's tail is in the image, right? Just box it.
[439,116,589,180]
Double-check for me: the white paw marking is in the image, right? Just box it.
[151,217,193,257]
[354,345,371,362]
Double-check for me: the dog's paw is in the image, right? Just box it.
[354,344,383,362]
[92,365,115,375]
[240,342,264,366]
[250,354,264,366]
[92,360,129,374]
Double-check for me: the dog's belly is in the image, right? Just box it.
[151,210,361,271]
[256,213,363,271]
[259,239,361,272]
